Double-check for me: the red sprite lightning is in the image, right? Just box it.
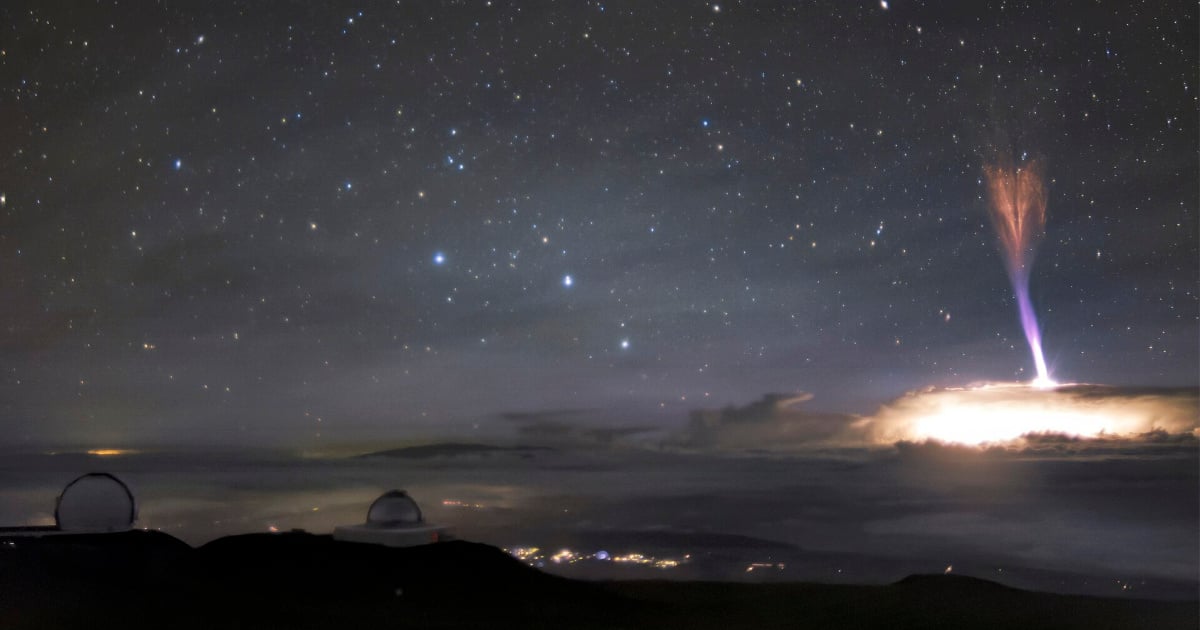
[984,160,1053,387]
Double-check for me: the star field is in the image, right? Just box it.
[0,1,1194,445]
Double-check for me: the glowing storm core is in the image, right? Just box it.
[864,382,1199,446]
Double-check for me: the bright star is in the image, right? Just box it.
[563,274,573,287]
[620,339,630,350]
[433,252,445,265]
[173,158,182,170]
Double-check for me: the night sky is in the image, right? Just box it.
[1,1,1195,447]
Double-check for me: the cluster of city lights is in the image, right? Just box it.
[505,546,689,570]
[440,499,485,509]
[745,561,786,573]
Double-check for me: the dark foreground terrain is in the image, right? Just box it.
[0,531,1193,629]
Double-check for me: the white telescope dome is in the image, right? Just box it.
[55,473,137,532]
[366,490,423,526]
[335,489,452,547]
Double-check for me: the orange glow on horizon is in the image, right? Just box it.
[86,448,136,457]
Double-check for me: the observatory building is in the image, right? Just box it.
[332,490,453,548]
[56,472,137,532]
[0,472,137,537]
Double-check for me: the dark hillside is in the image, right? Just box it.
[0,531,1193,629]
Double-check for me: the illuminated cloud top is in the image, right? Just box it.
[860,383,1200,447]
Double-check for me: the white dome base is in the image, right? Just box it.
[333,524,453,548]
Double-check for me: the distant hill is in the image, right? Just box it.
[0,530,1194,629]
[355,442,554,459]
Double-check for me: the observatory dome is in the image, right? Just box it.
[55,473,137,532]
[334,489,452,547]
[366,490,423,526]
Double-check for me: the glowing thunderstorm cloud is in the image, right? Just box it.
[984,161,1051,386]
[835,162,1200,447]
[862,383,1199,446]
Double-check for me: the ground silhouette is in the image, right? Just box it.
[0,531,1193,629]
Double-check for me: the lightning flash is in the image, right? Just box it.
[984,160,1052,386]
